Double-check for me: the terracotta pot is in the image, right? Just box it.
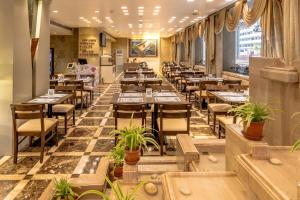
[114,165,123,177]
[125,148,140,165]
[242,122,264,141]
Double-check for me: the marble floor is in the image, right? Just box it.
[0,77,216,199]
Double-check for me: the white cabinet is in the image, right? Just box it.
[100,65,115,83]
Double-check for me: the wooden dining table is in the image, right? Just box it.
[185,77,224,84]
[209,91,248,104]
[26,93,73,117]
[120,77,162,84]
[111,91,189,105]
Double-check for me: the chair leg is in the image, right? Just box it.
[40,135,45,163]
[207,109,210,125]
[29,136,33,147]
[55,126,59,146]
[159,133,164,156]
[64,115,67,135]
[13,135,18,164]
[213,113,217,133]
[72,110,75,125]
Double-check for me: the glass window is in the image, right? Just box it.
[235,20,262,65]
[194,37,206,65]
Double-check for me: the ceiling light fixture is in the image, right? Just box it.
[52,10,58,13]
[95,10,100,13]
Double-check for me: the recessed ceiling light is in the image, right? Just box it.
[123,10,129,13]
[138,13,144,16]
[138,6,144,9]
[184,16,189,19]
[155,6,161,9]
[79,17,84,20]
[52,10,58,13]
[121,6,128,9]
[207,0,214,2]
[124,13,129,15]
[95,10,100,13]
[187,0,194,2]
[153,13,159,15]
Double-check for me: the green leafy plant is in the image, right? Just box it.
[110,118,159,151]
[230,102,273,128]
[78,176,145,200]
[54,178,77,200]
[109,145,125,167]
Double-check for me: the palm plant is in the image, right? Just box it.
[109,145,125,167]
[230,102,273,128]
[110,117,159,151]
[78,176,145,200]
[54,178,77,200]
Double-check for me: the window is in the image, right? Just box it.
[194,37,206,65]
[235,20,262,65]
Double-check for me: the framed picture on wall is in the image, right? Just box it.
[129,39,158,57]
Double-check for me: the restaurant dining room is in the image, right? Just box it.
[0,0,300,199]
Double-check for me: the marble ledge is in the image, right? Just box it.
[260,66,299,83]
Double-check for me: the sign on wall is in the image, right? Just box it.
[129,39,158,57]
[79,38,99,58]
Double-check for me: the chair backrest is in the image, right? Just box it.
[80,74,95,86]
[158,103,191,133]
[121,85,145,93]
[10,104,45,133]
[124,73,138,78]
[50,80,58,89]
[64,80,84,90]
[113,104,146,128]
[229,84,249,92]
[205,84,229,92]
[143,80,162,88]
[223,79,242,85]
[55,85,76,103]
[120,80,139,86]
[199,80,218,90]
[64,74,77,80]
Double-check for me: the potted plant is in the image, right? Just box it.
[78,176,145,200]
[54,178,77,200]
[111,123,159,165]
[109,146,125,178]
[231,102,273,141]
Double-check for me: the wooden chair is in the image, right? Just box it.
[113,104,146,145]
[64,74,77,80]
[120,79,139,86]
[194,80,218,111]
[10,104,58,163]
[206,84,232,133]
[81,74,95,101]
[121,85,145,93]
[53,86,76,134]
[50,80,58,89]
[157,104,191,155]
[143,79,162,88]
[223,79,242,86]
[179,71,194,92]
[229,84,249,92]
[65,80,89,113]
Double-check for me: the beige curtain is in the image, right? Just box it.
[283,0,300,65]
[260,0,283,58]
[242,0,268,26]
[192,23,199,40]
[225,0,244,32]
[184,28,189,62]
[198,20,207,38]
[214,9,226,34]
[205,16,216,74]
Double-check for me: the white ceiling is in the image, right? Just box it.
[50,0,236,38]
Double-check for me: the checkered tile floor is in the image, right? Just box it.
[0,76,215,199]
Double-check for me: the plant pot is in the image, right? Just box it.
[114,165,123,177]
[125,148,140,165]
[242,122,264,141]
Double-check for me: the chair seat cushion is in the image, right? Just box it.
[17,118,58,133]
[157,118,187,132]
[53,104,75,113]
[117,118,143,130]
[208,103,232,112]
[76,91,89,97]
[186,86,199,92]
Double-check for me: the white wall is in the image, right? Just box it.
[34,0,50,96]
[0,0,33,155]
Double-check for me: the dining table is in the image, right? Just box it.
[185,77,224,84]
[209,91,249,104]
[26,93,73,117]
[120,77,162,84]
